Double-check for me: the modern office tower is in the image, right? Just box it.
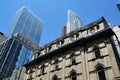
[2,7,43,80]
[0,33,39,80]
[0,32,7,43]
[6,7,43,44]
[0,34,22,79]
[67,10,83,33]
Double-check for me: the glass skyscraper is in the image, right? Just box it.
[0,7,43,80]
[6,7,43,44]
[67,10,83,33]
[0,36,22,79]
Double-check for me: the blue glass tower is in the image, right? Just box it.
[0,36,22,79]
[5,7,43,80]
[6,7,43,44]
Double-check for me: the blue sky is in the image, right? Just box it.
[0,0,120,46]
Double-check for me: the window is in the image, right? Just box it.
[71,53,76,65]
[53,75,58,80]
[70,71,77,80]
[70,36,75,42]
[56,42,61,48]
[28,69,33,74]
[118,25,120,28]
[90,27,95,34]
[41,65,45,74]
[96,66,106,80]
[55,59,59,70]
[96,25,100,30]
[94,47,100,58]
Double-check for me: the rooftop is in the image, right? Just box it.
[24,17,115,68]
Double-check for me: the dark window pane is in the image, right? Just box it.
[94,48,100,58]
[97,25,100,30]
[55,59,59,70]
[53,75,58,80]
[41,65,44,74]
[71,72,77,80]
[96,66,106,80]
[71,54,76,65]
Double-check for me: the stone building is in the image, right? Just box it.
[23,17,120,80]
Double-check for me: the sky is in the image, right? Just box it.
[0,0,120,46]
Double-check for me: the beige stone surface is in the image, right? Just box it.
[23,20,120,80]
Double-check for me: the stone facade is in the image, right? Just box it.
[23,17,120,80]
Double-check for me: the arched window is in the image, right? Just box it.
[54,59,59,70]
[70,71,77,80]
[96,65,106,80]
[94,47,100,58]
[41,65,45,74]
[53,75,58,80]
[71,53,76,65]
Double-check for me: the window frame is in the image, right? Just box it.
[96,65,106,80]
[53,75,59,80]
[94,47,100,58]
[41,64,45,74]
[90,27,96,34]
[54,59,59,70]
[70,71,77,80]
[71,53,76,65]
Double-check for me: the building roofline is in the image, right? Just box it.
[40,17,107,50]
[24,27,114,68]
[23,17,115,68]
[16,6,44,25]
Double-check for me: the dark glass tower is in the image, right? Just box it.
[0,36,22,79]
[4,7,43,80]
